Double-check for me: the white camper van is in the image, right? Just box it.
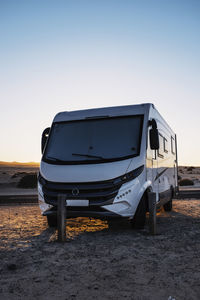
[38,103,178,228]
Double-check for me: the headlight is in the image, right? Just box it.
[113,165,144,185]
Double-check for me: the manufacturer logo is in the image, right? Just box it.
[72,188,79,196]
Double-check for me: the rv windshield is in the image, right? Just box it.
[43,115,144,164]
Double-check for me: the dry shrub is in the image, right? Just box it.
[187,167,194,172]
[17,174,37,188]
[178,175,182,181]
[12,172,27,178]
[179,178,194,186]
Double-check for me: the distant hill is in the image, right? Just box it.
[0,161,40,167]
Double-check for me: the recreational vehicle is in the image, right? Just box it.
[38,103,178,228]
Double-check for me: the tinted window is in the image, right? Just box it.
[158,134,164,158]
[44,115,144,164]
[164,138,168,153]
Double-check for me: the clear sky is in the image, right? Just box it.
[0,0,200,165]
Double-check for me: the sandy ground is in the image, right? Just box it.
[178,166,200,187]
[0,200,200,300]
[0,165,38,196]
[0,164,200,299]
[0,165,38,185]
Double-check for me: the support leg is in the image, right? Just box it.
[148,192,156,235]
[57,194,66,242]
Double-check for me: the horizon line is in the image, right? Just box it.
[0,161,40,166]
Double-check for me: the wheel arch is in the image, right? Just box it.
[138,180,153,213]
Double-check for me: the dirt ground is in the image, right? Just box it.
[0,200,200,300]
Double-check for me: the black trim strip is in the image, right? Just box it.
[154,167,168,181]
[43,207,121,219]
[156,189,171,208]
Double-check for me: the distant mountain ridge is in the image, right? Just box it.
[0,161,39,167]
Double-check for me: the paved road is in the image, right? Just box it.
[0,194,38,205]
[177,189,200,199]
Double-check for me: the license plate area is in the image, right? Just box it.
[66,200,89,206]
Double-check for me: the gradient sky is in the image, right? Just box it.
[0,0,200,165]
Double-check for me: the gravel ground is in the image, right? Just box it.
[0,200,200,300]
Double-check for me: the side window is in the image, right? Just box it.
[171,136,176,154]
[164,138,168,153]
[158,134,164,158]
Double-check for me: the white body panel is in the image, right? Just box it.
[40,154,145,183]
[38,103,178,218]
[146,105,178,202]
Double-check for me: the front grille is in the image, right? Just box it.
[40,177,122,206]
[38,165,144,206]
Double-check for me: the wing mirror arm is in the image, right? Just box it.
[41,127,50,154]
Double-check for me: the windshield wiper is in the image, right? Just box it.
[72,153,105,159]
[46,156,66,162]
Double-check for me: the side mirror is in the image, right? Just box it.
[149,119,159,150]
[41,127,50,154]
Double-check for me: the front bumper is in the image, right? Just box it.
[43,206,121,220]
[38,165,144,218]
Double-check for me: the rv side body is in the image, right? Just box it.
[38,103,178,225]
[146,105,178,207]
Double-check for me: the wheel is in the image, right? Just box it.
[131,194,147,229]
[47,215,57,227]
[163,188,173,212]
[107,219,126,229]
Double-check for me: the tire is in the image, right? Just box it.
[131,194,147,229]
[107,219,118,229]
[163,199,172,211]
[163,188,173,212]
[47,215,57,227]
